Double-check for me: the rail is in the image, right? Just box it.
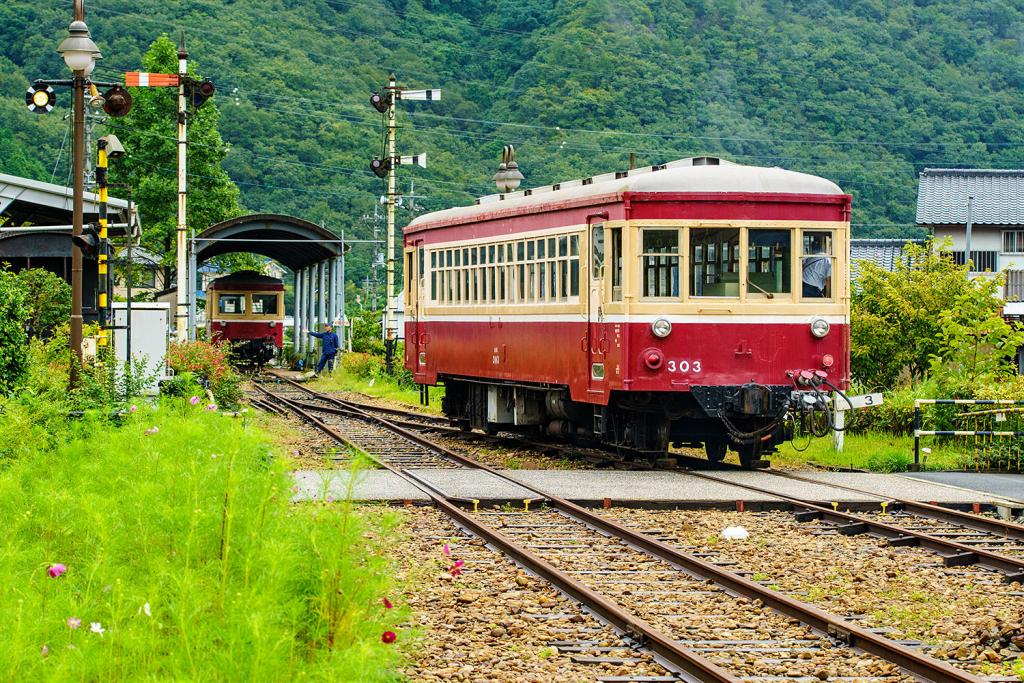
[256,378,989,683]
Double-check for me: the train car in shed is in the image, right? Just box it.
[206,270,285,365]
[402,157,851,467]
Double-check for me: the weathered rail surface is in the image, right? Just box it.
[253,378,993,683]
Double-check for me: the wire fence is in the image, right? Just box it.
[913,399,1024,472]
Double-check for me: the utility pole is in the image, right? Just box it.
[175,36,189,342]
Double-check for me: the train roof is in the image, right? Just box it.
[208,270,283,289]
[406,157,845,233]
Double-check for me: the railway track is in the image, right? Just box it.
[253,377,995,683]
[692,472,1024,584]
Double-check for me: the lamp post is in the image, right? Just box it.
[56,17,101,390]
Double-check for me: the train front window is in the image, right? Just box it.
[218,294,245,314]
[251,294,279,315]
[690,228,740,297]
[641,229,679,298]
[801,230,834,299]
[747,229,791,297]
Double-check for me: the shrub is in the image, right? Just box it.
[167,340,243,407]
[0,269,29,397]
[16,268,71,339]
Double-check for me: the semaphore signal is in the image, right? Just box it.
[369,73,439,373]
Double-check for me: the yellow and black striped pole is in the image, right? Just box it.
[96,136,109,346]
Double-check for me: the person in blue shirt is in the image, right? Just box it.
[308,323,340,375]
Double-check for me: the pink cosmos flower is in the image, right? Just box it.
[205,404,217,412]
[67,617,81,629]
[442,543,451,556]
[449,559,464,577]
[47,564,67,578]
[129,404,138,413]
[189,396,200,405]
[381,597,393,609]
[381,631,397,644]
[144,426,159,436]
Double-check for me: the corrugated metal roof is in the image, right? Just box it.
[850,238,925,281]
[916,168,1024,226]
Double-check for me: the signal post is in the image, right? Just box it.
[369,75,438,372]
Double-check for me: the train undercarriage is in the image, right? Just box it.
[440,377,795,469]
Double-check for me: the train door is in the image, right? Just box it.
[406,240,427,377]
[587,222,606,394]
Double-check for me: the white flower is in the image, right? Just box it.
[90,622,105,637]
[142,602,151,617]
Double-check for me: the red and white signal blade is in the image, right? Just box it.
[124,72,180,87]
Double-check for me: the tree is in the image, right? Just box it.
[15,268,70,339]
[109,35,248,284]
[851,241,976,388]
[0,269,29,397]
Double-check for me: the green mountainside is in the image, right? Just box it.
[2,0,1022,285]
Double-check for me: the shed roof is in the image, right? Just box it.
[0,172,137,230]
[194,214,345,271]
[916,168,1024,226]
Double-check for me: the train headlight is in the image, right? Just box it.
[810,318,830,339]
[651,318,672,338]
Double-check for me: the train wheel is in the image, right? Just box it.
[736,443,758,469]
[705,439,728,463]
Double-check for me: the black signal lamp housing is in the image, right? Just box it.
[370,91,390,113]
[102,85,133,117]
[72,224,101,259]
[370,157,392,179]
[186,79,216,109]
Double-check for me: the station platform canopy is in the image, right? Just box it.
[194,213,345,271]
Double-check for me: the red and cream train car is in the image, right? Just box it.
[403,157,850,466]
[206,270,285,365]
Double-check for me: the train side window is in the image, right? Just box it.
[591,224,605,279]
[747,229,791,297]
[606,227,622,301]
[690,228,740,297]
[218,294,245,314]
[641,229,679,298]
[801,230,834,299]
[251,293,278,315]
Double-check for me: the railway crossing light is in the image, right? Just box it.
[25,83,56,114]
[101,85,133,117]
[186,78,215,109]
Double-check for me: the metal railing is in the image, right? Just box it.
[914,399,1024,471]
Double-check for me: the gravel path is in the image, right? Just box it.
[395,506,676,682]
[601,508,1024,680]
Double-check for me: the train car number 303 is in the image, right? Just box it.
[666,360,702,373]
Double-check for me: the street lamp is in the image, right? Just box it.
[56,18,101,390]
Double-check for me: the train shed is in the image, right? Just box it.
[192,213,346,355]
[0,172,138,321]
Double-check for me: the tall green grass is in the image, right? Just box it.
[0,400,405,680]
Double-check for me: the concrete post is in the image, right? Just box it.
[328,258,338,329]
[338,251,346,351]
[306,265,316,358]
[319,259,328,335]
[293,268,303,356]
[188,240,197,340]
